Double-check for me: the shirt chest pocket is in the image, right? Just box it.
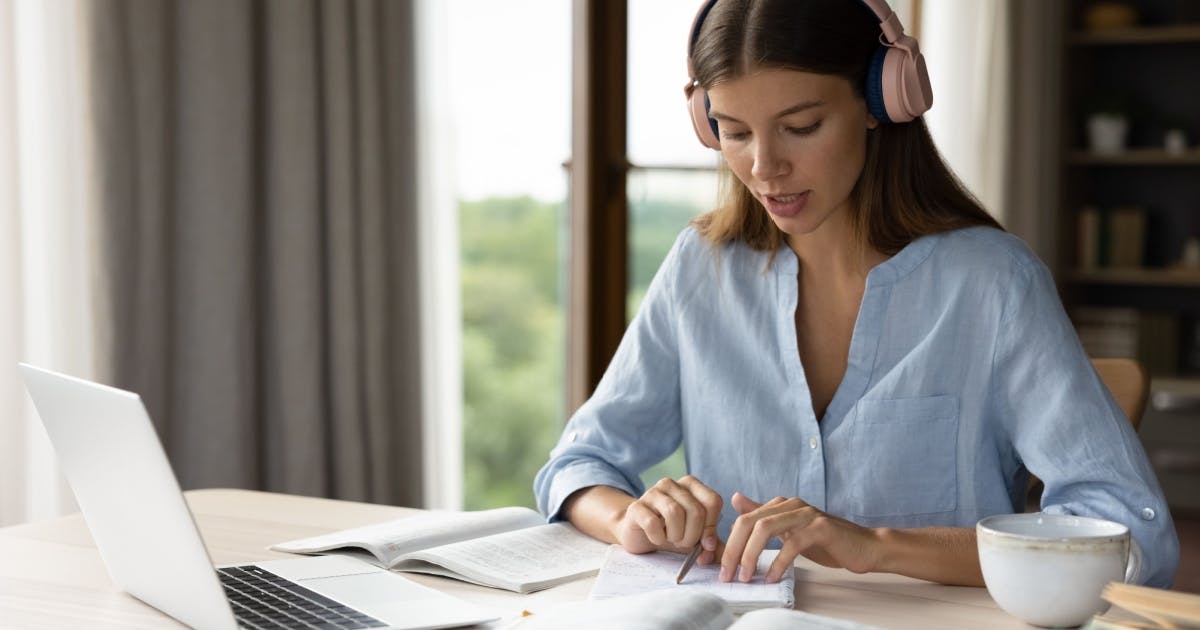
[847,395,959,518]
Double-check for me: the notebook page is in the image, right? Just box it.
[590,546,795,612]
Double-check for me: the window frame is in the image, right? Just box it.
[567,0,629,413]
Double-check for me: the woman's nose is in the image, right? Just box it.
[750,139,786,181]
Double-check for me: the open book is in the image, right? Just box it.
[271,506,608,593]
[1083,582,1200,629]
[524,590,883,630]
[590,546,795,613]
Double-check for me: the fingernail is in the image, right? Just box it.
[719,566,731,582]
[702,536,716,550]
[766,573,778,584]
[738,566,750,582]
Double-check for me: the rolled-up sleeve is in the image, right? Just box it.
[992,260,1180,587]
[533,231,691,522]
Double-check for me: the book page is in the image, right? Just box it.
[590,547,795,613]
[731,608,883,630]
[396,522,609,592]
[1102,582,1200,627]
[270,506,544,566]
[522,590,734,630]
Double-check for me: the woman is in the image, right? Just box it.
[534,0,1179,587]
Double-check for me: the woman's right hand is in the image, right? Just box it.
[613,475,724,565]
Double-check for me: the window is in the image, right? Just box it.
[627,1,721,484]
[454,1,571,511]
[421,0,572,510]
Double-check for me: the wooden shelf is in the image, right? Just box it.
[1066,268,1200,287]
[1151,377,1200,414]
[1070,24,1200,45]
[1067,148,1200,165]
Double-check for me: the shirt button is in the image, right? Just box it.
[568,431,578,443]
[1141,507,1156,520]
[809,437,818,449]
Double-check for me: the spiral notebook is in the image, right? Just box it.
[589,546,795,614]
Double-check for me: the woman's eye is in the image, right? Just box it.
[720,129,749,142]
[787,121,823,136]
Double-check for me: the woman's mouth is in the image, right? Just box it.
[762,191,810,218]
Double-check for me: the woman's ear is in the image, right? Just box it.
[867,114,880,130]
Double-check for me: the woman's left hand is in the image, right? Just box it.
[720,492,884,583]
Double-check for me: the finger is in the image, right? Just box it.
[656,479,706,547]
[627,499,668,547]
[699,539,725,566]
[678,476,724,550]
[761,503,824,581]
[731,491,763,515]
[740,511,788,582]
[731,498,801,582]
[721,493,787,580]
[721,497,764,581]
[766,542,801,583]
[642,484,690,547]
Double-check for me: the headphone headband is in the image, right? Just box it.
[859,0,905,42]
[684,0,933,150]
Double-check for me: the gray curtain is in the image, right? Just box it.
[1005,0,1062,262]
[86,0,424,506]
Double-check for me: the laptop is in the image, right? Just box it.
[19,363,499,630]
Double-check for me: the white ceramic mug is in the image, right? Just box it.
[977,513,1142,628]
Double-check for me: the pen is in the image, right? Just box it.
[675,542,703,584]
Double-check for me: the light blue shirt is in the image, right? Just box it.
[534,225,1179,587]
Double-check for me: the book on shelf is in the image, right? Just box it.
[270,506,608,593]
[522,590,882,630]
[1072,307,1179,376]
[1187,318,1200,375]
[1110,207,1146,268]
[1079,205,1101,270]
[1077,205,1147,270]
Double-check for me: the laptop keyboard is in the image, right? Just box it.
[218,565,388,629]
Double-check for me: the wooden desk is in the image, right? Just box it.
[0,489,1028,629]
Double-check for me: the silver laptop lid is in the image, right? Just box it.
[19,363,237,630]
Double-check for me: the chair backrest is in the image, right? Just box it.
[1091,358,1150,431]
[1027,358,1150,509]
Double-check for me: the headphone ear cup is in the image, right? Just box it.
[898,48,933,119]
[864,46,891,123]
[870,39,933,124]
[688,87,722,150]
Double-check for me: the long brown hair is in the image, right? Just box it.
[689,0,1002,256]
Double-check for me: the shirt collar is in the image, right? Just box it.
[770,230,941,287]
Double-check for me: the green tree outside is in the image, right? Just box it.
[460,191,708,511]
[460,196,566,510]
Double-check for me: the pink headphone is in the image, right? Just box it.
[684,0,934,150]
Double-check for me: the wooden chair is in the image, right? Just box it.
[1090,357,1150,431]
[1027,358,1149,508]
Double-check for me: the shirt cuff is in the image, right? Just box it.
[543,460,641,523]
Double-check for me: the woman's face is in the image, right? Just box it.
[705,68,877,239]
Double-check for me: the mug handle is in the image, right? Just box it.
[1124,541,1144,583]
